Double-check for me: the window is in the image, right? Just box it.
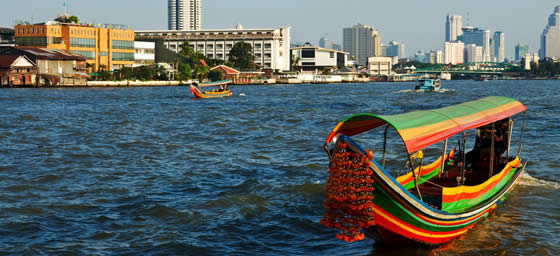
[70,38,96,48]
[112,52,134,61]
[15,37,48,46]
[330,52,335,58]
[301,49,315,58]
[71,50,96,60]
[111,40,134,49]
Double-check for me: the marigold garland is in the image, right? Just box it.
[320,143,376,243]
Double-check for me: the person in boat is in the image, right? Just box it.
[466,118,509,172]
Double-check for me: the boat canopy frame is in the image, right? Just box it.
[326,96,527,155]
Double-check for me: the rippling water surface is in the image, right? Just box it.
[0,80,558,255]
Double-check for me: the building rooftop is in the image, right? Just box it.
[2,47,85,61]
[0,28,14,33]
[291,45,349,54]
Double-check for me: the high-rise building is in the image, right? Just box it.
[343,24,381,66]
[446,15,463,42]
[319,36,331,49]
[515,43,529,61]
[493,32,505,62]
[462,27,491,62]
[540,5,560,58]
[385,41,405,59]
[168,0,201,30]
[444,41,464,64]
[465,44,483,63]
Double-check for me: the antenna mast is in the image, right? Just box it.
[63,0,69,15]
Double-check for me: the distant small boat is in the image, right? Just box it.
[189,79,233,98]
[415,79,441,91]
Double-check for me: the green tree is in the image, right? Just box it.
[178,63,192,81]
[207,69,224,82]
[133,66,154,81]
[120,67,133,80]
[229,41,255,69]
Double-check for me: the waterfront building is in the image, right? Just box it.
[367,56,393,76]
[0,28,14,48]
[1,47,87,86]
[445,15,463,42]
[515,43,529,61]
[14,22,135,71]
[291,46,351,73]
[168,0,201,31]
[343,24,381,66]
[135,26,291,71]
[465,44,483,63]
[493,31,505,62]
[0,54,36,86]
[444,41,464,64]
[134,41,155,67]
[540,5,560,58]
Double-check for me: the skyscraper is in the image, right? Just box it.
[445,15,463,42]
[168,0,201,30]
[515,43,529,61]
[493,31,505,62]
[462,27,491,62]
[343,24,381,66]
[386,41,405,59]
[319,36,332,49]
[540,5,560,58]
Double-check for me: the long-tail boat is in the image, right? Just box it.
[189,79,233,98]
[321,96,528,246]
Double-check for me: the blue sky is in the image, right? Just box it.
[1,0,558,59]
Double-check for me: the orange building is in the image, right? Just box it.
[14,21,134,71]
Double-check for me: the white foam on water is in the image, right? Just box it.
[394,89,456,94]
[520,172,560,190]
[239,93,246,96]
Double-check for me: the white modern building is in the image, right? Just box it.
[540,5,560,58]
[135,26,291,71]
[444,41,464,64]
[134,41,156,66]
[343,24,381,66]
[368,56,393,76]
[291,46,351,73]
[465,44,483,63]
[426,50,444,64]
[446,15,463,42]
[493,31,505,62]
[168,0,201,31]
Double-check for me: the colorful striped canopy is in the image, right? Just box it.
[326,96,527,154]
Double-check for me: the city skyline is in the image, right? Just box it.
[0,0,558,59]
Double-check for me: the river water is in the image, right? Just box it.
[0,80,558,255]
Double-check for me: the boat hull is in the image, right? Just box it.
[369,156,524,246]
[190,85,232,98]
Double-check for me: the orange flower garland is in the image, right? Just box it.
[321,143,376,242]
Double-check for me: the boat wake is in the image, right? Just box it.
[521,172,560,189]
[395,89,456,94]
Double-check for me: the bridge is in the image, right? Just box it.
[413,62,523,75]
